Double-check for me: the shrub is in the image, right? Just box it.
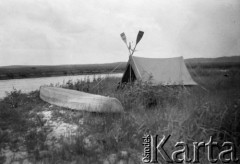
[1,65,239,163]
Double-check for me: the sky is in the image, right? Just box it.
[0,0,240,66]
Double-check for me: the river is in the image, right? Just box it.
[0,73,122,99]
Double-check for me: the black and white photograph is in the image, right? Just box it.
[0,0,240,163]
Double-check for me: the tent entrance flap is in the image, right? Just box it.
[121,64,136,83]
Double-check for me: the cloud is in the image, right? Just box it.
[0,0,239,66]
[177,0,240,57]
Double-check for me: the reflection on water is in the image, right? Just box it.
[0,73,122,99]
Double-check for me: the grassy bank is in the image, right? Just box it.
[1,56,240,80]
[0,64,240,163]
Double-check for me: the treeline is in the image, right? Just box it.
[186,62,240,70]
[0,62,126,80]
[1,56,240,80]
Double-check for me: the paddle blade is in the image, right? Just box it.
[136,31,144,45]
[120,32,127,44]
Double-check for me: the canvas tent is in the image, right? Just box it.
[121,55,197,85]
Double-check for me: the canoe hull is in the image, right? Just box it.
[40,86,124,113]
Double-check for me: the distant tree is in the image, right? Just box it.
[6,73,14,79]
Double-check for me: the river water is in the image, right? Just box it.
[0,73,122,99]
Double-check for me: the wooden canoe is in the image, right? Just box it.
[40,86,124,113]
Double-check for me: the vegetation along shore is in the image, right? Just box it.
[0,58,240,163]
[0,56,239,80]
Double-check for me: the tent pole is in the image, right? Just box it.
[120,31,144,85]
[129,55,131,83]
[129,43,137,83]
[128,42,132,84]
[130,55,132,83]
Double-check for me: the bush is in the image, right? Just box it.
[25,129,48,154]
[0,89,49,160]
[1,65,239,163]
